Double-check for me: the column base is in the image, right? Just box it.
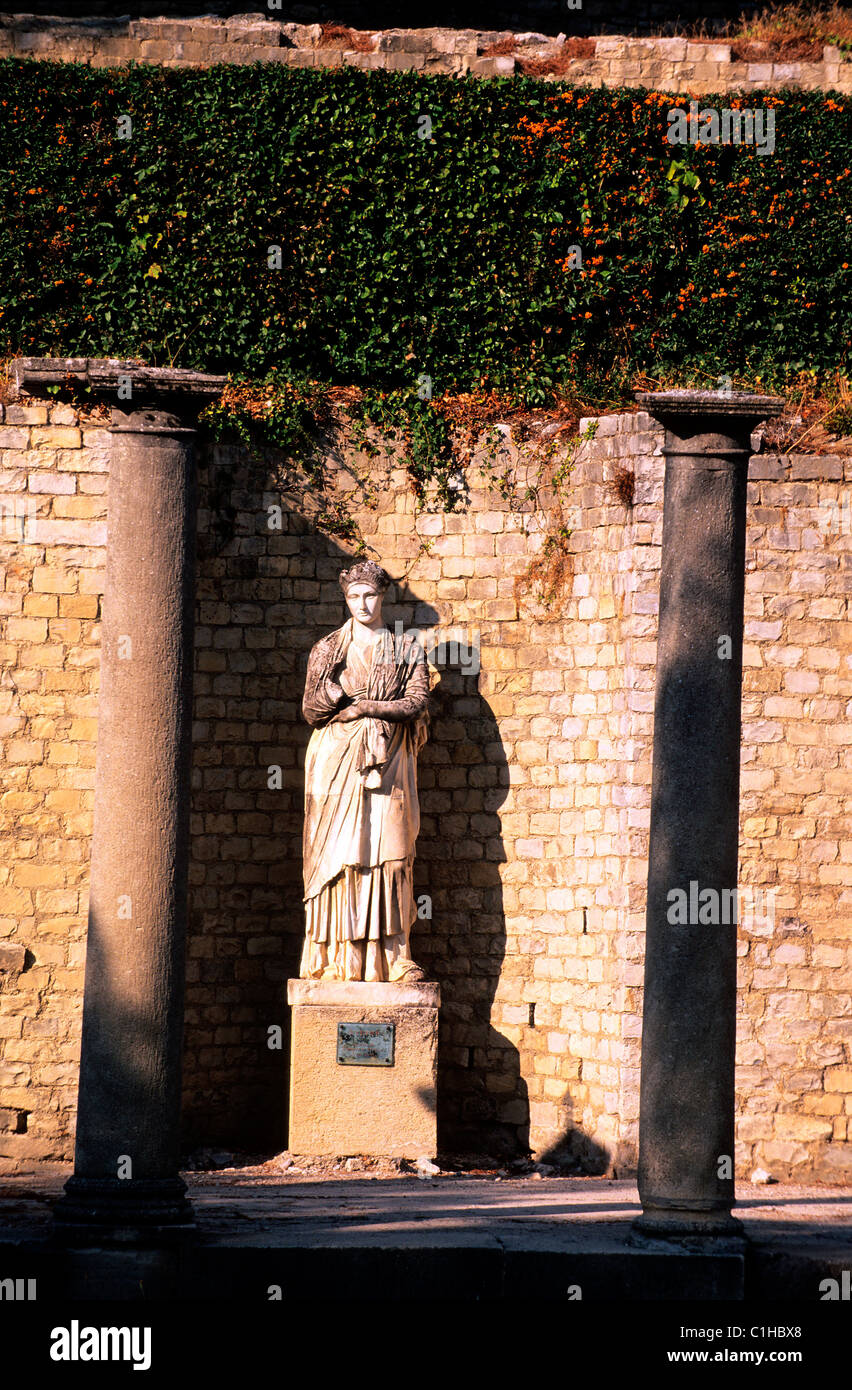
[53,1176,194,1245]
[632,1205,744,1240]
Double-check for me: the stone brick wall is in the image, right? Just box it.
[0,400,105,1168]
[1,15,850,92]
[0,400,849,1181]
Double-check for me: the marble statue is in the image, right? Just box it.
[300,560,430,982]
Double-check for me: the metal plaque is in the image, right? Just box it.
[337,1022,395,1067]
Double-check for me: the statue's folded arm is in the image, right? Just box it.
[366,657,430,722]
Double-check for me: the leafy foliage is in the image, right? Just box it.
[0,61,848,400]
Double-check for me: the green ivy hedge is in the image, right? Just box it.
[0,59,849,402]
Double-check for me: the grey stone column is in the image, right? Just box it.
[12,361,224,1239]
[633,390,783,1238]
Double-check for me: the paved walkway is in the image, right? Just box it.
[2,1167,850,1251]
[1,1173,850,1301]
[190,1173,852,1249]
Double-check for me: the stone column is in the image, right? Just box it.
[12,360,225,1239]
[633,390,783,1238]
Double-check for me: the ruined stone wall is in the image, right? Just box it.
[1,16,850,93]
[0,2,768,37]
[0,402,849,1182]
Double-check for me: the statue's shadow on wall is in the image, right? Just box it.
[404,601,527,1161]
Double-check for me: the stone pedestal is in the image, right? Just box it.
[633,390,784,1239]
[287,980,440,1159]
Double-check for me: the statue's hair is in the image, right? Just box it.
[339,560,392,594]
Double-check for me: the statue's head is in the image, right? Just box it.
[339,560,391,628]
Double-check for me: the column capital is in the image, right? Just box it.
[637,389,785,457]
[10,357,226,426]
[636,388,785,424]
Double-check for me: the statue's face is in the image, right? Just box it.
[344,583,383,628]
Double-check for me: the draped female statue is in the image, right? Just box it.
[300,560,430,982]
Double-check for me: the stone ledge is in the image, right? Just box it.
[288,978,440,1008]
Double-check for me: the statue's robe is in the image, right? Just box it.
[300,620,430,981]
